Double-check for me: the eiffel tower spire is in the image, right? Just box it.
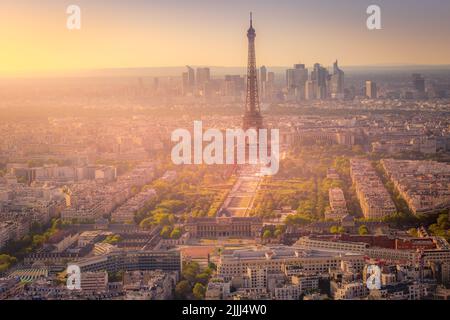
[243,12,263,131]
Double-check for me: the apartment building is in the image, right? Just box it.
[381,159,450,214]
[0,221,15,249]
[74,249,181,273]
[350,159,396,219]
[111,188,156,223]
[332,281,368,300]
[81,271,108,292]
[217,246,365,282]
[326,188,349,220]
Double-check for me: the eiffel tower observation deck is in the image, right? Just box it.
[243,12,264,131]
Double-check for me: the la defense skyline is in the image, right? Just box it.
[242,13,346,127]
[178,13,348,109]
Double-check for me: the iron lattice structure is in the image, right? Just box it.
[243,13,264,131]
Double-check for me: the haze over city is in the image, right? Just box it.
[2,0,450,76]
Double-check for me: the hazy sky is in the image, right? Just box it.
[1,0,450,76]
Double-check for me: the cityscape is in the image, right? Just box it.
[1,0,450,303]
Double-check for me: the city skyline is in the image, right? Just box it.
[2,0,450,76]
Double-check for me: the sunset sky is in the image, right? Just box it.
[1,0,450,76]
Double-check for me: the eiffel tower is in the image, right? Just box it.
[243,12,264,131]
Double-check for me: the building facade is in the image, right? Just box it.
[185,216,262,239]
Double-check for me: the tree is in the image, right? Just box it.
[192,283,206,300]
[330,226,345,234]
[358,225,369,235]
[429,214,450,241]
[208,262,217,271]
[103,234,122,244]
[108,270,124,282]
[437,214,449,229]
[285,214,311,226]
[407,228,418,237]
[175,280,191,299]
[195,272,210,286]
[157,199,186,213]
[139,217,153,230]
[170,227,182,239]
[262,230,272,239]
[0,254,17,272]
[160,226,172,239]
[32,234,45,248]
[182,262,200,283]
[152,209,174,226]
[30,221,43,234]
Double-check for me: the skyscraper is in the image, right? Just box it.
[330,60,345,99]
[366,81,377,99]
[197,68,211,87]
[305,80,315,100]
[266,71,275,101]
[311,63,328,99]
[224,75,245,97]
[260,66,267,83]
[182,66,196,95]
[286,63,308,101]
[412,73,425,94]
[186,66,195,86]
[195,67,210,96]
[260,66,267,100]
[243,13,263,130]
[182,72,189,95]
